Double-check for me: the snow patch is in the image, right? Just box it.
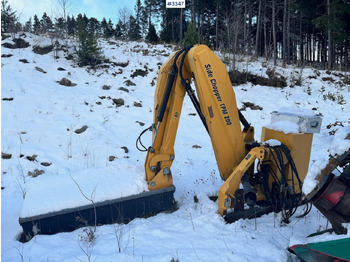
[20,163,148,218]
[303,159,328,195]
[263,139,282,146]
[329,126,350,157]
[266,120,300,134]
[277,107,317,118]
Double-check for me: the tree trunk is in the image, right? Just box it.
[216,0,219,50]
[172,10,174,41]
[299,11,303,66]
[191,0,195,23]
[327,0,332,69]
[180,8,183,43]
[272,0,277,65]
[255,0,262,57]
[244,0,247,55]
[263,0,268,60]
[283,0,287,66]
[286,0,290,64]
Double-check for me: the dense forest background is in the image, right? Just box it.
[2,0,350,70]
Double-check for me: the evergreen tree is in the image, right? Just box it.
[101,17,108,36]
[183,22,199,46]
[24,18,32,33]
[106,18,114,37]
[33,14,41,34]
[55,17,65,31]
[67,15,76,36]
[134,0,143,39]
[140,4,149,38]
[129,15,141,40]
[160,26,172,43]
[146,23,159,43]
[115,19,124,39]
[88,17,100,36]
[74,14,103,66]
[41,12,53,33]
[1,0,17,33]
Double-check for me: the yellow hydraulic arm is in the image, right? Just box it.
[143,45,312,218]
[145,45,248,188]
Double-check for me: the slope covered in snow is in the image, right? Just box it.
[1,33,350,261]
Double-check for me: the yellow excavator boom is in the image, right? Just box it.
[144,44,314,219]
[145,45,247,187]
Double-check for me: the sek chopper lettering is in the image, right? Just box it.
[205,64,232,126]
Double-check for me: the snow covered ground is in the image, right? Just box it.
[1,33,350,261]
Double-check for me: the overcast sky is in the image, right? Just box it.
[10,0,136,24]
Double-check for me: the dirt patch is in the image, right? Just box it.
[229,70,287,88]
[113,61,129,67]
[35,67,47,74]
[102,85,111,90]
[75,125,88,134]
[2,38,30,49]
[240,102,263,111]
[1,153,12,159]
[133,101,142,107]
[112,98,124,107]
[59,78,76,86]
[19,59,29,63]
[33,45,53,55]
[124,80,136,87]
[2,97,14,101]
[121,146,129,154]
[118,87,129,93]
[28,169,45,178]
[131,68,149,78]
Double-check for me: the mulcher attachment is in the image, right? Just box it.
[19,186,176,242]
[308,150,350,234]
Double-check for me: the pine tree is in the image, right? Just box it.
[134,0,143,39]
[74,14,103,66]
[24,18,32,33]
[106,18,114,37]
[115,19,124,39]
[160,26,172,43]
[55,17,65,32]
[101,17,108,36]
[146,23,159,43]
[183,22,199,46]
[140,4,149,38]
[129,15,140,40]
[67,15,75,36]
[1,0,17,33]
[88,17,100,36]
[33,14,41,34]
[41,12,53,33]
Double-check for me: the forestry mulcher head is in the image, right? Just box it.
[288,147,350,262]
[307,147,350,235]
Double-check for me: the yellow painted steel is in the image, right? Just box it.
[186,45,246,180]
[218,147,266,215]
[261,127,313,194]
[145,45,246,191]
